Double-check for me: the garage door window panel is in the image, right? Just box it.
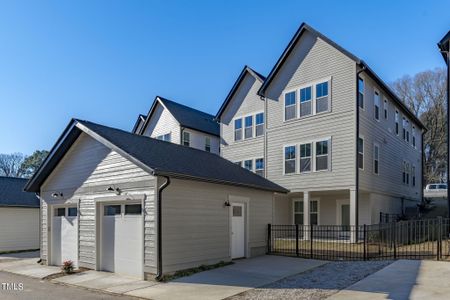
[104,205,121,216]
[125,204,142,215]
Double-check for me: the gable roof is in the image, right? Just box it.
[0,177,39,208]
[438,30,450,64]
[140,96,220,136]
[258,22,425,130]
[131,114,147,134]
[216,65,266,119]
[25,119,288,194]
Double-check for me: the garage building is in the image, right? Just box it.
[25,119,287,280]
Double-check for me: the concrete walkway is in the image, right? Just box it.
[126,256,325,300]
[0,258,61,279]
[329,260,450,300]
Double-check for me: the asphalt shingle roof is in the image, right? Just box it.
[157,97,220,136]
[25,119,288,194]
[0,177,39,207]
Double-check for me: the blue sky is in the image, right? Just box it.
[0,0,448,154]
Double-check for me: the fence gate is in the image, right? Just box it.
[268,217,450,261]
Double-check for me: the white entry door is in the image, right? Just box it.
[51,206,78,267]
[101,203,143,278]
[231,203,245,259]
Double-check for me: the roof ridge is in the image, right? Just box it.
[157,96,215,118]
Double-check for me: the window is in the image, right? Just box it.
[244,115,253,139]
[157,133,171,142]
[412,126,416,148]
[402,117,406,140]
[402,161,406,184]
[383,99,388,120]
[284,145,296,174]
[125,204,142,215]
[316,82,329,113]
[412,165,416,187]
[234,119,242,141]
[374,91,380,120]
[300,86,312,117]
[358,77,364,109]
[233,206,242,217]
[244,159,253,171]
[395,110,399,135]
[68,207,77,217]
[315,140,329,171]
[358,137,364,170]
[183,131,190,146]
[406,162,410,185]
[55,207,65,217]
[373,143,380,175]
[285,91,296,120]
[406,120,410,142]
[294,200,319,225]
[300,143,312,173]
[255,113,264,137]
[205,137,211,152]
[104,205,121,216]
[255,158,264,177]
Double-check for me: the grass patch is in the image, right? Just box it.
[0,249,39,255]
[161,261,233,282]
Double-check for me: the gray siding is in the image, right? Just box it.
[182,128,220,154]
[40,133,156,269]
[264,30,357,191]
[159,177,273,273]
[142,102,181,143]
[359,74,422,201]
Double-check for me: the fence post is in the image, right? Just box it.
[310,225,313,259]
[437,217,442,261]
[295,224,299,257]
[267,224,271,254]
[363,224,367,261]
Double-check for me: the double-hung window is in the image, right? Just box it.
[300,143,312,173]
[358,137,364,170]
[315,140,329,171]
[234,119,242,141]
[244,115,253,139]
[406,162,410,185]
[402,117,407,140]
[205,137,211,152]
[315,81,329,113]
[383,99,388,120]
[156,133,171,142]
[358,77,364,109]
[284,145,296,174]
[255,158,264,177]
[412,126,416,148]
[395,110,399,135]
[412,165,416,186]
[255,113,264,137]
[299,86,312,117]
[406,120,410,142]
[285,91,296,120]
[244,159,253,171]
[374,91,380,120]
[182,131,190,146]
[402,161,406,184]
[293,200,318,225]
[373,143,380,175]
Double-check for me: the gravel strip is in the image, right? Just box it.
[228,260,393,300]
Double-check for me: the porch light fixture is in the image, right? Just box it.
[51,192,63,198]
[107,186,121,195]
[224,200,231,207]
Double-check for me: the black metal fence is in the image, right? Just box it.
[268,217,450,261]
[379,212,402,223]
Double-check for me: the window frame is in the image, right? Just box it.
[383,98,388,120]
[358,136,364,170]
[283,145,297,175]
[374,90,380,121]
[293,199,320,226]
[182,131,190,146]
[244,115,253,139]
[234,118,242,141]
[255,112,264,137]
[373,143,380,175]
[315,81,329,114]
[412,165,416,187]
[395,110,399,135]
[412,126,416,148]
[299,143,312,173]
[299,85,313,118]
[358,77,365,109]
[205,136,211,152]
[284,90,297,121]
[314,139,330,172]
[244,159,253,172]
[255,158,264,177]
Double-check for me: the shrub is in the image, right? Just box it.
[61,260,74,274]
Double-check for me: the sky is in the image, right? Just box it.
[0,0,448,154]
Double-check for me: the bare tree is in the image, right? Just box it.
[392,68,447,184]
[0,153,26,178]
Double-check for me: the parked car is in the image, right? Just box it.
[424,183,447,199]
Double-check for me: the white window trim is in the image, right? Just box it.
[255,112,265,137]
[395,110,400,136]
[383,98,388,120]
[314,139,331,172]
[182,131,190,146]
[233,110,264,142]
[233,118,243,142]
[282,76,332,123]
[358,135,364,171]
[238,157,264,175]
[299,142,313,174]
[283,144,297,175]
[292,198,320,225]
[255,158,264,175]
[374,89,380,122]
[373,142,380,175]
[358,76,365,110]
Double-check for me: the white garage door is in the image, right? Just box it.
[0,207,39,252]
[51,206,78,267]
[100,203,143,278]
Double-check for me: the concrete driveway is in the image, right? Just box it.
[329,260,450,300]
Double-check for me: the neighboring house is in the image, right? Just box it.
[135,96,220,154]
[216,23,425,233]
[0,177,40,252]
[25,119,287,279]
[131,114,147,135]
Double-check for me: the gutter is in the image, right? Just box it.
[356,65,366,228]
[155,176,171,281]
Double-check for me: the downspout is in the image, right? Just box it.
[155,176,170,281]
[36,192,42,264]
[356,65,366,228]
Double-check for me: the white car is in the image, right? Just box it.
[424,183,447,199]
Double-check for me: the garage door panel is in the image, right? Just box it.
[51,212,78,267]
